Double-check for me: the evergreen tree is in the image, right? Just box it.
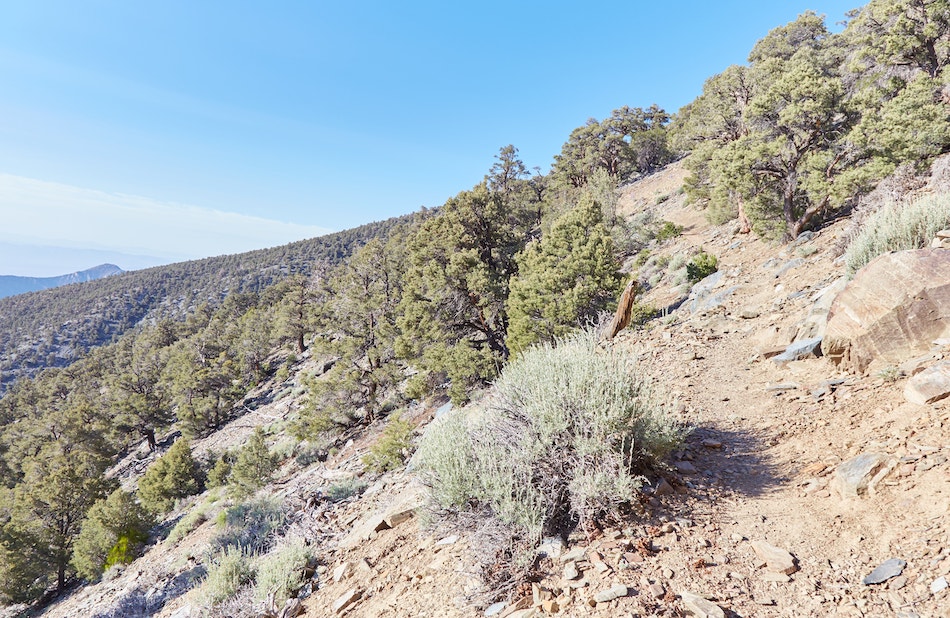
[0,445,112,596]
[397,184,532,402]
[137,438,202,515]
[71,488,154,581]
[506,198,623,355]
[228,428,278,498]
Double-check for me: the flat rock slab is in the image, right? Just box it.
[772,337,823,365]
[593,584,629,603]
[863,558,906,585]
[332,588,362,613]
[823,249,950,373]
[833,452,887,498]
[680,591,726,618]
[750,540,798,575]
[904,361,950,405]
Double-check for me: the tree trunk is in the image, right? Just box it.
[604,278,640,340]
[143,426,156,451]
[737,196,751,234]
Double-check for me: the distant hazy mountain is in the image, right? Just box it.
[0,263,124,299]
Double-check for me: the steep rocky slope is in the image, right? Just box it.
[30,164,950,618]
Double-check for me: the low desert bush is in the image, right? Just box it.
[252,536,314,606]
[324,477,368,502]
[686,251,718,282]
[845,193,950,275]
[655,220,682,241]
[212,497,287,555]
[417,328,683,542]
[202,547,254,606]
[362,414,415,473]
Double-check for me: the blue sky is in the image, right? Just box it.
[0,1,858,275]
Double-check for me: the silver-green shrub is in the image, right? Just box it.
[202,547,254,606]
[417,328,683,540]
[845,193,950,275]
[211,497,287,555]
[252,535,313,606]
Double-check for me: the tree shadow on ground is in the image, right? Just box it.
[640,424,786,524]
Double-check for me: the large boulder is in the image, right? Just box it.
[822,249,950,374]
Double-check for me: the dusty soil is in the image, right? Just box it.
[30,164,950,618]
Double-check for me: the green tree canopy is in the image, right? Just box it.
[505,197,623,355]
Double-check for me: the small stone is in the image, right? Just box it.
[593,584,628,603]
[889,576,908,590]
[772,337,823,365]
[753,595,775,606]
[332,561,352,583]
[932,576,949,593]
[832,453,888,498]
[563,562,580,581]
[761,572,791,583]
[332,588,362,613]
[701,439,723,449]
[679,591,726,618]
[559,547,586,563]
[750,540,798,575]
[540,599,559,613]
[862,558,906,585]
[484,601,506,617]
[648,583,665,598]
[675,461,698,475]
[654,479,675,496]
[537,536,565,559]
[436,534,459,546]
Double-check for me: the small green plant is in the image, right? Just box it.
[654,193,671,205]
[202,547,254,606]
[629,303,659,327]
[324,478,367,502]
[655,220,683,241]
[877,366,902,382]
[845,193,950,275]
[252,536,314,606]
[361,414,416,473]
[686,251,718,282]
[166,502,212,545]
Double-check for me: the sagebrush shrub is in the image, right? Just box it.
[202,547,254,606]
[252,536,313,606]
[211,497,287,555]
[845,193,950,275]
[417,328,683,541]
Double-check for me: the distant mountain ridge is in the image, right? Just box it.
[0,263,124,299]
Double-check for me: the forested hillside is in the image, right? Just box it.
[0,211,428,395]
[2,0,950,613]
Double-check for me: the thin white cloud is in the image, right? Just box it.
[0,174,332,262]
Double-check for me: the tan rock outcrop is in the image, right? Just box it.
[822,249,950,373]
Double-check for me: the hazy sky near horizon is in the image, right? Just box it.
[0,1,859,276]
